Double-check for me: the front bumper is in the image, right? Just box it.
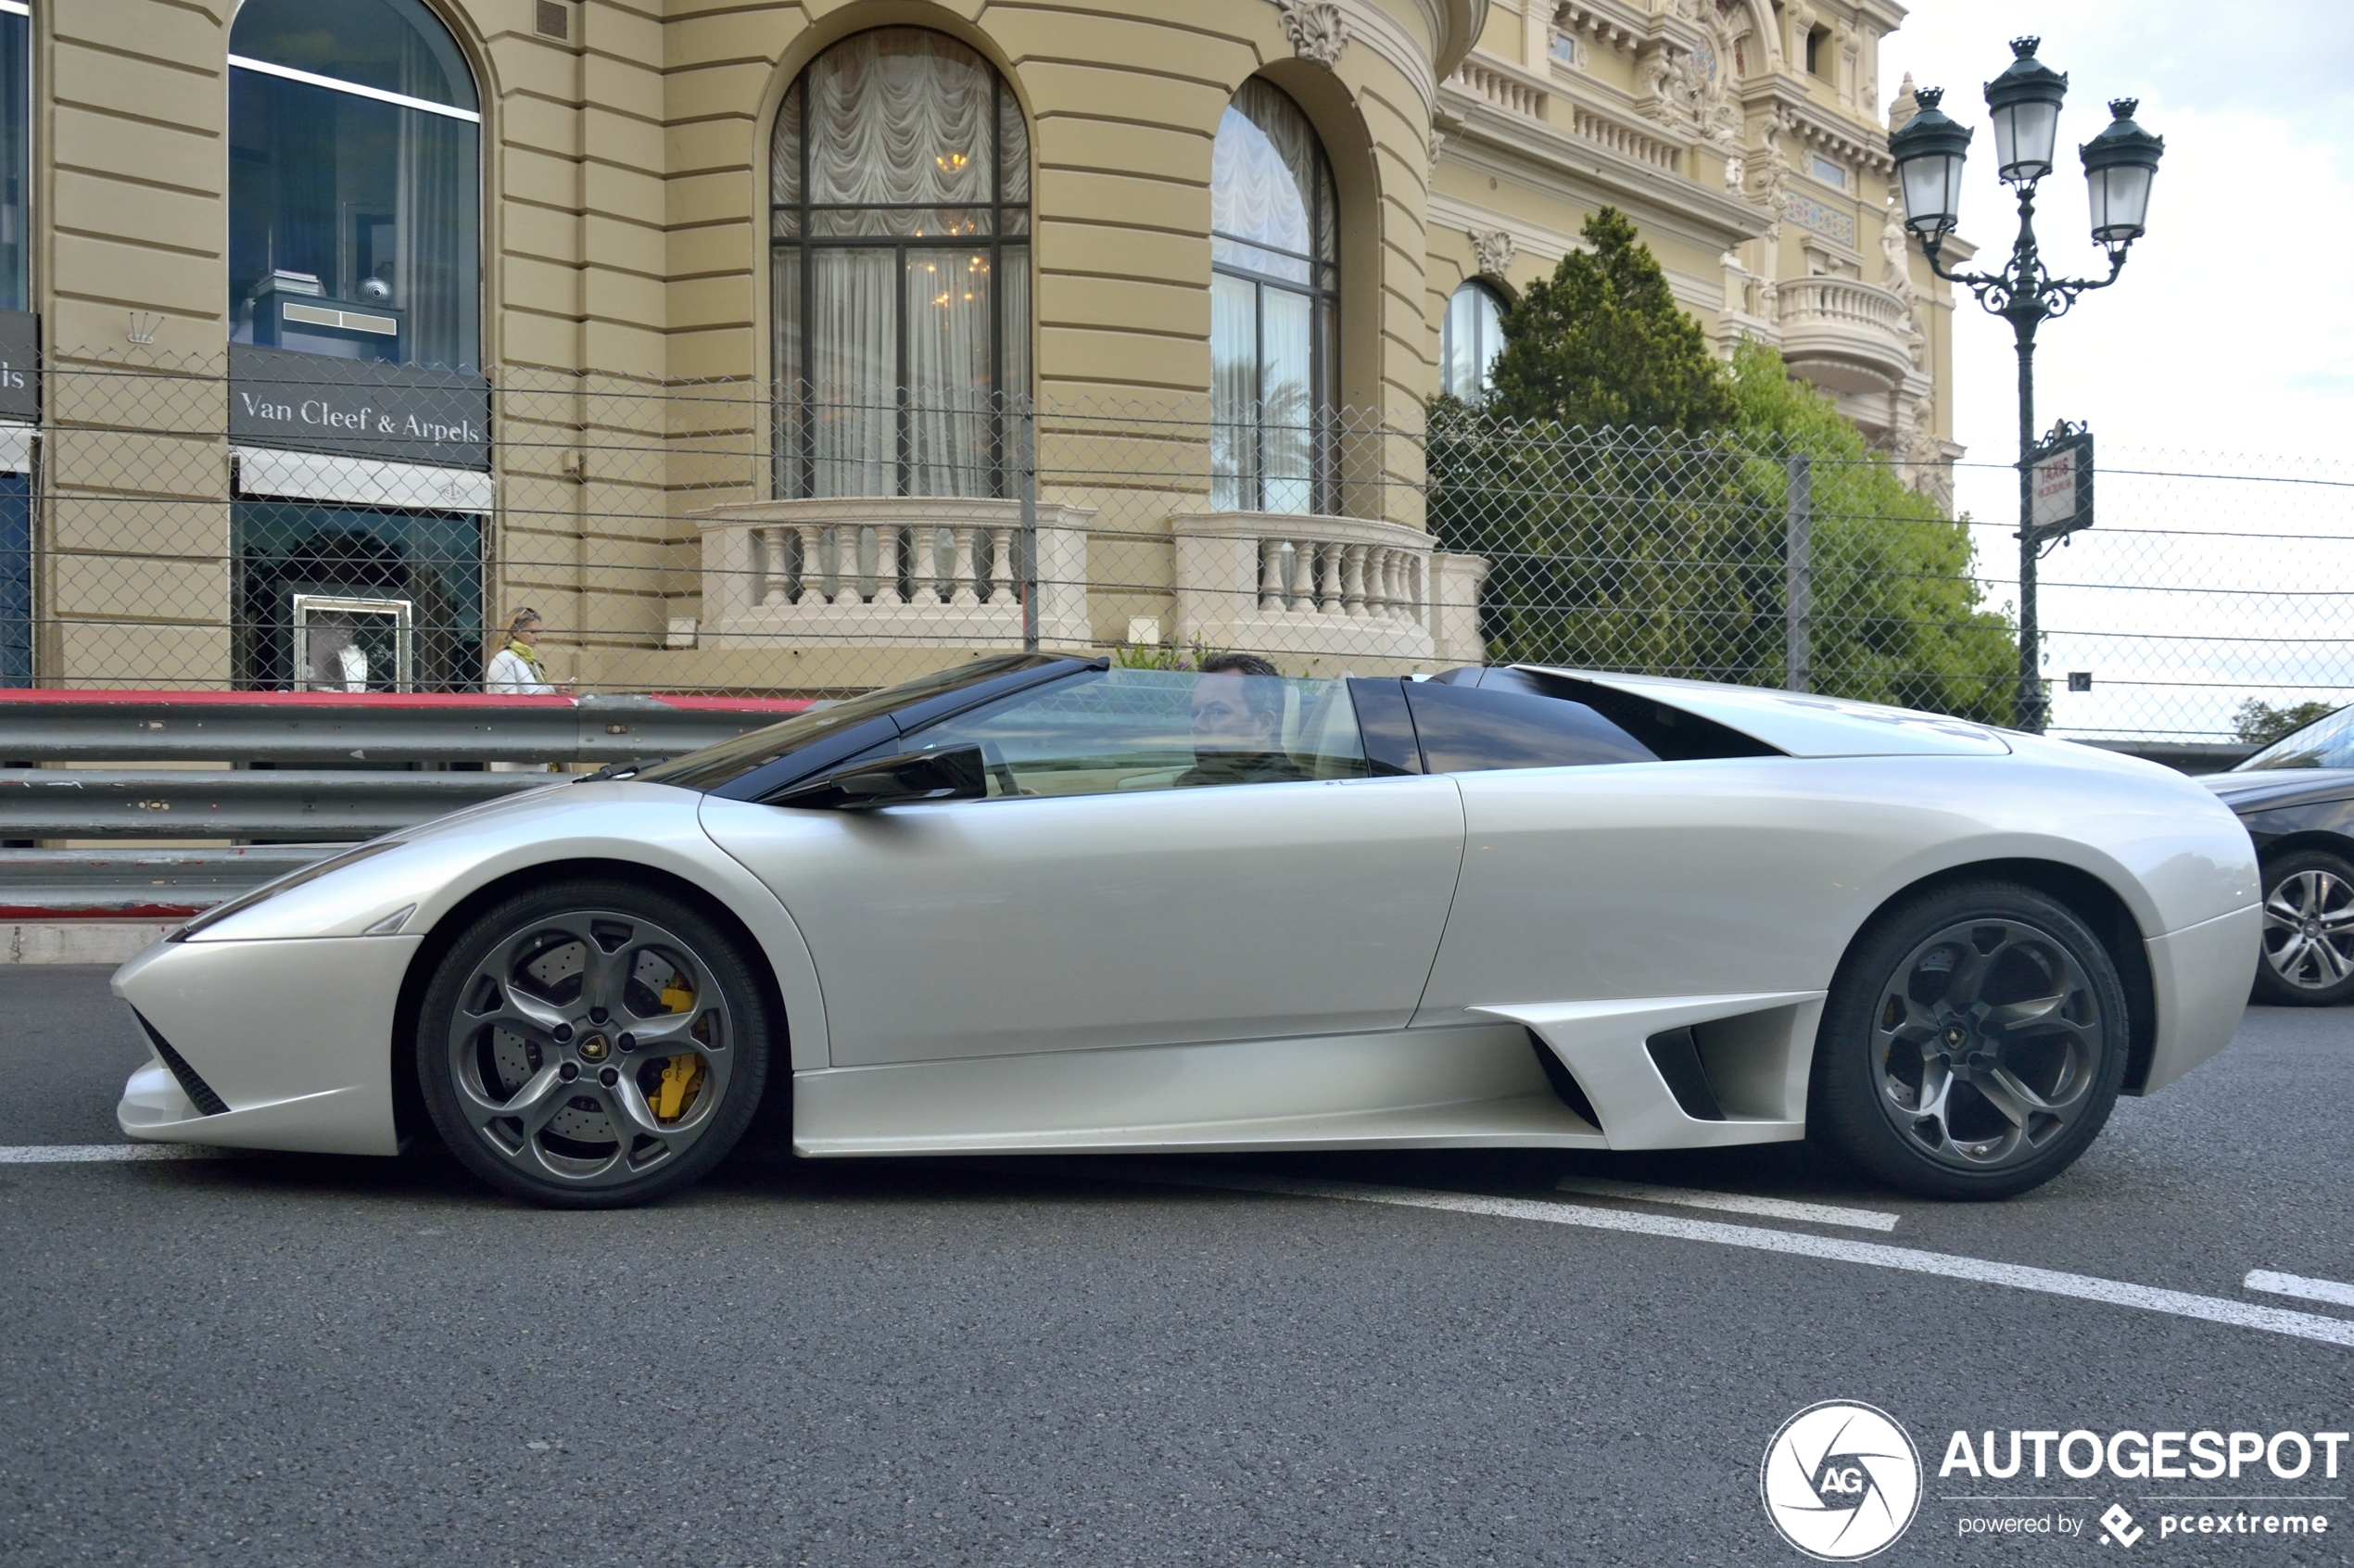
[111,934,421,1156]
[2140,903,2261,1094]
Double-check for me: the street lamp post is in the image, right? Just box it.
[1889,38,2164,733]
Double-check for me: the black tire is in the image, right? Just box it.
[1808,881,2130,1201]
[2250,847,2354,1007]
[416,878,774,1208]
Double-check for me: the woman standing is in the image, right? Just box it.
[485,608,574,695]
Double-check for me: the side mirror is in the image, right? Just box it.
[769,744,989,811]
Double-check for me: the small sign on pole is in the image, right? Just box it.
[2025,421,2094,546]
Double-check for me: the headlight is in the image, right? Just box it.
[171,841,407,941]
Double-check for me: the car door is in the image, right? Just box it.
[1401,669,1839,1013]
[700,665,1464,1067]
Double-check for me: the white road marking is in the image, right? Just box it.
[1554,1176,1901,1231]
[2245,1269,2354,1309]
[1095,1167,2354,1350]
[0,1144,234,1164]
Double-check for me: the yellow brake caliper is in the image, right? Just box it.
[653,1053,703,1122]
[650,968,703,1121]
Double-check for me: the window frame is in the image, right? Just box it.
[224,0,487,374]
[0,0,32,315]
[1209,79,1339,517]
[768,30,1031,502]
[1439,278,1508,404]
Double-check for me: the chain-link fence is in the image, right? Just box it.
[9,345,2349,741]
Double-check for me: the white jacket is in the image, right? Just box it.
[486,647,554,695]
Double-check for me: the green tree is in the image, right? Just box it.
[1487,207,1737,434]
[2233,698,2338,746]
[1427,322,2017,721]
[1726,341,2017,724]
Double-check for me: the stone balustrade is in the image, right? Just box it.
[690,497,1093,651]
[1774,275,1916,396]
[1172,512,1487,667]
[1450,59,1547,120]
[1569,106,1683,173]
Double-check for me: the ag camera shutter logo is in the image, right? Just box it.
[1761,1401,1923,1561]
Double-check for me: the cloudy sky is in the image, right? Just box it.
[1879,0,2354,467]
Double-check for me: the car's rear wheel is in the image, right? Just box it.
[2251,848,2354,1006]
[1808,881,2130,1200]
[417,879,773,1208]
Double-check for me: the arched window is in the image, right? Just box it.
[1440,280,1506,402]
[228,0,482,372]
[1210,80,1335,516]
[772,29,1031,499]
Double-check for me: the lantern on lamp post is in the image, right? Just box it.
[1888,38,2165,733]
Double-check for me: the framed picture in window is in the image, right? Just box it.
[293,592,413,693]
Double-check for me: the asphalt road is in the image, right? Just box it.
[1,965,2349,1566]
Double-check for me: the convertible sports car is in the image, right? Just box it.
[111,655,2259,1208]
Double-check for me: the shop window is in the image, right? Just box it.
[1210,79,1337,515]
[228,0,481,373]
[770,28,1031,500]
[1440,280,1507,403]
[232,500,482,692]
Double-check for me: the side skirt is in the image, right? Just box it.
[791,1023,1608,1157]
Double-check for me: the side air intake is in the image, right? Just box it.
[1643,1026,1727,1121]
[135,1012,228,1116]
[1526,1029,1602,1131]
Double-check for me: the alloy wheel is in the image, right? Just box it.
[2261,867,2354,993]
[1867,917,2107,1171]
[444,907,734,1190]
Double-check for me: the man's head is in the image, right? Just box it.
[1190,652,1285,756]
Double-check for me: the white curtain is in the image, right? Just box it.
[1259,287,1313,514]
[812,248,895,498]
[772,29,1031,499]
[905,248,993,497]
[1210,273,1257,512]
[806,32,993,210]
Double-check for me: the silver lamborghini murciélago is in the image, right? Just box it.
[113,654,2259,1208]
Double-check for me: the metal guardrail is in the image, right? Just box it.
[0,691,806,765]
[0,768,551,840]
[0,691,809,919]
[0,845,340,918]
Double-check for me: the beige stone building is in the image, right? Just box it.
[4,0,1955,693]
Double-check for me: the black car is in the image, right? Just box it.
[2205,707,2354,1005]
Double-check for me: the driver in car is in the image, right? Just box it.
[1178,652,1309,787]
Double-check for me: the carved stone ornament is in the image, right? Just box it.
[1878,201,1912,297]
[1468,228,1514,278]
[1427,127,1448,177]
[1273,0,1348,69]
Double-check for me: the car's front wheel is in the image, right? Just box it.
[416,878,774,1208]
[1808,881,2130,1200]
[2252,848,2354,1006]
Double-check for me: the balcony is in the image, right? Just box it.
[691,497,1094,651]
[1171,512,1487,667]
[1774,276,1915,395]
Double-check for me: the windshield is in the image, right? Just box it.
[636,654,1059,791]
[2236,705,2354,771]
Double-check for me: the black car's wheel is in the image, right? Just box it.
[1808,881,2130,1200]
[2252,848,2354,1006]
[417,879,774,1208]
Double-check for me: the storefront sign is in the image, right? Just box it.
[228,344,490,471]
[0,310,40,426]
